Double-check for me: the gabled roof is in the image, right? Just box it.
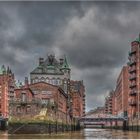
[15,87,34,96]
[29,81,68,97]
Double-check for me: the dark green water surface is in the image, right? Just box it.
[1,129,140,139]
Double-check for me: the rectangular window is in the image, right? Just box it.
[17,106,21,113]
[26,106,31,114]
[42,98,49,104]
[22,93,26,102]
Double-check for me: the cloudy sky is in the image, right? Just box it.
[0,1,140,111]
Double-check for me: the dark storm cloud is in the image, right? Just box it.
[51,1,140,110]
[0,1,83,79]
[0,1,140,111]
[55,2,140,69]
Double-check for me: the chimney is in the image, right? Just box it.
[59,58,64,65]
[39,57,44,65]
[25,77,29,88]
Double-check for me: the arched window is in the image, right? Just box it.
[41,77,45,82]
[34,77,39,83]
[58,78,62,85]
[50,79,53,85]
[56,78,59,85]
[64,79,67,94]
[21,92,26,102]
[57,78,62,85]
[46,78,50,84]
[52,78,56,85]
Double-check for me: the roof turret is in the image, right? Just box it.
[0,65,6,75]
[16,80,23,88]
[134,34,140,42]
[30,54,70,74]
[135,38,140,42]
[61,55,70,69]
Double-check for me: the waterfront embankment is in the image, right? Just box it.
[8,120,80,134]
[93,119,140,131]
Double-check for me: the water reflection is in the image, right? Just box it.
[1,129,140,139]
[0,131,8,139]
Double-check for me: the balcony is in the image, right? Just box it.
[128,55,131,60]
[129,51,133,56]
[128,59,137,66]
[129,83,137,88]
[9,99,38,105]
[129,100,137,106]
[130,90,137,96]
[129,74,136,81]
[129,66,136,73]
[129,50,137,56]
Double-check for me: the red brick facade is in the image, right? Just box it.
[9,87,41,118]
[104,66,129,118]
[103,36,140,121]
[114,66,129,117]
[0,66,15,118]
[29,82,68,122]
[10,81,68,123]
[70,80,85,118]
[128,40,140,119]
[105,91,114,114]
[0,54,86,124]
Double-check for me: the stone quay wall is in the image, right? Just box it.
[128,119,140,131]
[8,122,81,134]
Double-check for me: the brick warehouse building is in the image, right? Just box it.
[9,83,41,119]
[128,37,140,119]
[104,67,129,118]
[0,65,15,118]
[29,54,85,119]
[10,78,68,123]
[114,66,129,117]
[104,91,114,114]
[7,55,85,123]
[30,54,70,95]
[0,54,85,121]
[70,80,85,118]
[29,81,68,123]
[103,35,140,121]
[30,54,72,121]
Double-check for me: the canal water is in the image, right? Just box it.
[1,128,140,139]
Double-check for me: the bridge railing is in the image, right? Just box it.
[79,116,128,122]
